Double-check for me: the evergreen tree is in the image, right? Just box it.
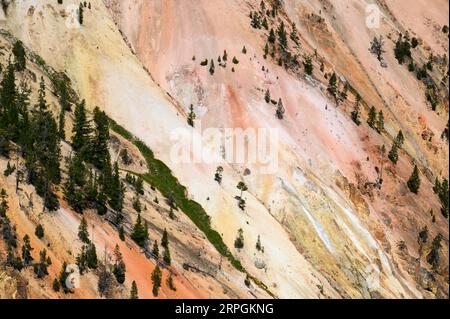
[377,110,384,133]
[72,100,91,159]
[35,224,44,239]
[112,244,126,284]
[237,181,248,199]
[109,162,124,212]
[131,213,148,247]
[0,61,17,139]
[86,243,98,269]
[119,226,126,241]
[264,89,271,103]
[187,104,196,127]
[152,240,159,257]
[367,106,377,129]
[78,3,84,25]
[53,278,61,292]
[268,28,276,44]
[34,249,50,279]
[277,21,288,48]
[290,23,299,45]
[21,234,33,266]
[407,165,421,194]
[214,166,223,184]
[91,107,110,170]
[78,217,90,244]
[0,188,8,218]
[135,176,144,195]
[163,247,171,265]
[167,273,176,291]
[303,56,313,75]
[256,235,262,252]
[427,234,442,271]
[396,130,404,147]
[161,228,169,248]
[234,228,244,249]
[209,59,215,75]
[351,95,361,126]
[276,98,285,119]
[26,78,61,211]
[388,142,399,164]
[130,280,139,299]
[12,40,26,71]
[151,265,162,297]
[327,72,338,99]
[64,152,88,213]
[394,34,411,64]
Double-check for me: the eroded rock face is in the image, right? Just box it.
[0,0,447,298]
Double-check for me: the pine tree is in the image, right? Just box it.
[276,98,285,119]
[135,176,144,195]
[167,273,176,291]
[234,228,244,249]
[72,100,91,159]
[396,130,404,147]
[290,23,299,45]
[209,59,215,75]
[86,243,98,269]
[237,181,248,199]
[256,235,262,251]
[214,166,223,184]
[53,278,61,292]
[26,77,61,211]
[35,224,44,239]
[91,107,110,170]
[161,229,169,248]
[427,234,442,271]
[264,89,271,103]
[131,213,148,247]
[268,28,276,44]
[64,152,88,213]
[0,61,17,139]
[12,40,26,72]
[187,104,196,127]
[34,249,50,279]
[119,226,125,241]
[377,110,384,133]
[303,56,313,75]
[152,240,159,257]
[277,21,288,48]
[367,106,377,129]
[109,162,124,212]
[78,3,84,25]
[78,217,90,244]
[327,72,338,99]
[151,265,162,297]
[130,280,139,299]
[163,247,171,265]
[351,95,361,126]
[0,188,8,218]
[21,234,33,266]
[112,244,126,284]
[407,165,421,194]
[388,142,399,164]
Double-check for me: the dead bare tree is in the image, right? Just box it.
[370,36,387,67]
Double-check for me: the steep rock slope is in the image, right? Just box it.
[106,0,449,298]
[0,0,447,298]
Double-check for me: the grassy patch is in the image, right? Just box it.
[108,117,244,271]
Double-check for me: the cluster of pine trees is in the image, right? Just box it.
[0,57,61,211]
[253,1,300,68]
[64,101,124,217]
